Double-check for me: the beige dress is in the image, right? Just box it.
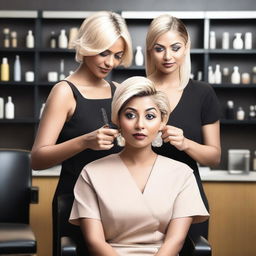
[69,154,209,255]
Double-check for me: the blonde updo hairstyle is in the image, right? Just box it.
[111,76,171,126]
[146,14,191,89]
[72,11,133,67]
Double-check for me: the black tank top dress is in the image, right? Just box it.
[52,80,121,256]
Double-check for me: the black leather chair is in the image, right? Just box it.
[0,149,38,255]
[57,193,211,256]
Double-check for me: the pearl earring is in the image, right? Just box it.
[152,131,163,147]
[116,133,125,147]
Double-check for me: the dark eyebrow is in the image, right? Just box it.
[154,42,182,47]
[124,107,157,112]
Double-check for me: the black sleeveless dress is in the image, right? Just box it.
[52,80,121,256]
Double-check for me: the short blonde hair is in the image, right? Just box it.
[112,76,171,125]
[146,14,191,89]
[72,11,133,67]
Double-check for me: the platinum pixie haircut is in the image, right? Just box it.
[111,76,171,125]
[72,11,133,67]
[146,14,191,89]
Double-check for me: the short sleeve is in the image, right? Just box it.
[201,85,221,125]
[69,168,101,226]
[172,172,209,223]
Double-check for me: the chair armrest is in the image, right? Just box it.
[61,236,77,256]
[30,186,39,204]
[188,235,211,256]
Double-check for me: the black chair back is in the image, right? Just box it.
[0,149,31,224]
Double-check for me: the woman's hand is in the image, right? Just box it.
[162,125,188,151]
[84,127,119,150]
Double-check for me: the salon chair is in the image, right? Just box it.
[57,193,211,256]
[0,149,38,255]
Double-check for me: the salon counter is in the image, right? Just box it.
[32,165,256,182]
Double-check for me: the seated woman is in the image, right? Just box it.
[69,76,209,256]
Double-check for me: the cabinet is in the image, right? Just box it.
[0,10,255,169]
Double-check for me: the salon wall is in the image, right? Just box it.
[0,0,255,11]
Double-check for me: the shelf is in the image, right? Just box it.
[208,49,256,54]
[38,48,75,53]
[0,48,35,52]
[212,84,256,88]
[220,119,256,125]
[0,10,38,18]
[0,82,35,86]
[0,118,35,124]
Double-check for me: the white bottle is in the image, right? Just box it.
[222,32,230,50]
[231,66,241,84]
[0,97,4,119]
[214,64,222,84]
[135,46,144,66]
[58,29,68,49]
[209,31,216,49]
[59,59,65,80]
[236,106,245,120]
[244,32,252,50]
[26,30,34,48]
[233,33,243,49]
[208,66,215,84]
[14,55,21,82]
[5,96,14,119]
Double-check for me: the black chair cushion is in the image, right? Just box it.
[0,223,36,254]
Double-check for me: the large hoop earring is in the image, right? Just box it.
[116,133,125,147]
[152,131,163,147]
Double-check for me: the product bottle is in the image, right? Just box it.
[3,28,10,48]
[11,31,17,48]
[26,30,35,48]
[226,100,235,119]
[5,96,14,119]
[223,67,229,83]
[58,29,68,49]
[222,32,230,50]
[209,31,216,49]
[59,59,65,80]
[214,64,222,84]
[252,66,256,84]
[236,106,245,120]
[231,66,241,84]
[135,46,144,66]
[50,31,57,48]
[208,66,215,84]
[197,70,203,81]
[233,33,243,49]
[244,32,252,50]
[0,97,4,119]
[241,73,250,84]
[14,55,21,82]
[253,150,256,171]
[248,105,256,120]
[1,57,10,81]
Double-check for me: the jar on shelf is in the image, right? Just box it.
[209,31,216,49]
[236,106,245,120]
[214,64,222,84]
[10,31,17,48]
[223,67,230,83]
[226,100,235,119]
[233,33,243,49]
[26,30,35,48]
[50,31,57,48]
[231,66,241,84]
[208,66,215,84]
[3,28,10,48]
[135,46,144,66]
[241,73,250,84]
[248,105,256,120]
[222,32,230,50]
[244,32,252,50]
[58,29,68,49]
